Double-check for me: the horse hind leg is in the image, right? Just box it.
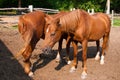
[12,47,26,60]
[14,42,34,76]
[100,34,109,65]
[95,40,100,60]
[22,43,34,77]
[12,39,32,60]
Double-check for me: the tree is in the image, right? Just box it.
[0,0,120,13]
[18,0,21,8]
[106,0,110,14]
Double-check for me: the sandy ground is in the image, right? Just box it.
[0,16,120,80]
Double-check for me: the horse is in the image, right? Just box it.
[41,9,111,78]
[45,11,72,64]
[16,10,71,76]
[16,10,46,76]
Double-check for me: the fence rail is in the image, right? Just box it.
[0,8,28,11]
[0,7,59,14]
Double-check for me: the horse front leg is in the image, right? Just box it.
[65,36,71,64]
[55,38,63,63]
[69,41,78,73]
[81,40,88,79]
[95,40,100,60]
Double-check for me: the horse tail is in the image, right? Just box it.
[18,16,27,35]
[13,31,34,60]
[105,14,111,53]
[105,32,110,52]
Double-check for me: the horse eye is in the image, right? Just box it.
[50,32,55,36]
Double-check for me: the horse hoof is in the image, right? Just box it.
[81,71,87,79]
[95,55,100,60]
[100,55,104,65]
[55,59,60,63]
[69,67,76,73]
[67,61,71,65]
[56,59,62,63]
[100,60,104,65]
[28,71,34,77]
[55,58,61,63]
[95,52,100,60]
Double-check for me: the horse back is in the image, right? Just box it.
[18,10,46,41]
[88,13,111,40]
[92,13,111,30]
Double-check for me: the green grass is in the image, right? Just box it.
[0,10,17,15]
[12,25,18,29]
[113,18,120,27]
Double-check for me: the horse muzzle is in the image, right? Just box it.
[41,46,52,54]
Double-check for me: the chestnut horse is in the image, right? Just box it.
[46,11,72,63]
[16,10,46,76]
[16,10,71,76]
[41,9,111,78]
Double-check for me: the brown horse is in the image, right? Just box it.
[17,10,46,76]
[41,9,111,78]
[45,11,72,63]
[16,10,71,76]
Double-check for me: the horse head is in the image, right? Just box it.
[41,15,62,54]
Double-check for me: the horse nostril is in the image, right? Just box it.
[44,48,48,52]
[42,46,52,54]
[42,48,47,53]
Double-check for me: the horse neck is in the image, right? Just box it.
[60,10,81,33]
[60,9,90,33]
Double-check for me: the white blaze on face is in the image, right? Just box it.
[46,27,49,33]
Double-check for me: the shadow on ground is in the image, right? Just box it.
[32,45,101,72]
[0,39,32,80]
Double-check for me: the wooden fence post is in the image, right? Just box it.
[88,9,90,13]
[111,10,114,27]
[28,5,33,12]
[91,9,94,14]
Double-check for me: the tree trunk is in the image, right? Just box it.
[18,0,21,8]
[106,0,110,14]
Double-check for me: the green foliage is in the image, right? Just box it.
[0,0,18,7]
[47,0,106,12]
[111,0,120,13]
[0,11,16,15]
[78,1,103,12]
[0,0,120,13]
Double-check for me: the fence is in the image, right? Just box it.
[0,7,59,24]
[111,10,120,27]
[87,9,120,27]
[0,8,120,27]
[0,7,59,15]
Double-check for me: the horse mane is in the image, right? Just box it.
[51,11,68,19]
[59,9,89,32]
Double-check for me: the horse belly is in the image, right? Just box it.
[89,32,104,41]
[89,34,102,41]
[89,22,106,41]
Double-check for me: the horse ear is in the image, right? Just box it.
[56,18,61,27]
[45,14,52,22]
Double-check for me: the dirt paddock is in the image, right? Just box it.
[0,16,120,80]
